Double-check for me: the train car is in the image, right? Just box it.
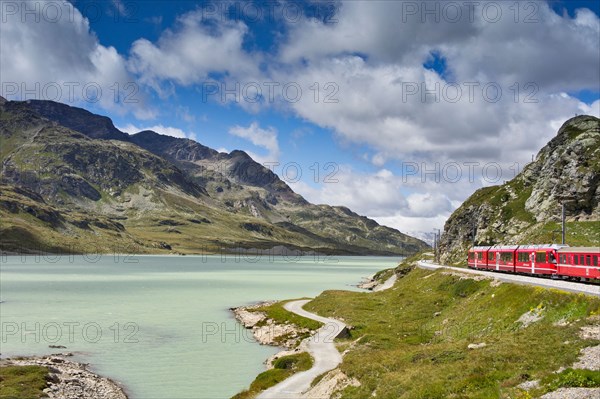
[487,245,519,273]
[557,247,600,279]
[468,246,491,269]
[515,244,563,275]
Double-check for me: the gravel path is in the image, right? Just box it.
[373,274,397,292]
[540,388,600,398]
[257,271,399,398]
[417,261,600,297]
[257,300,345,399]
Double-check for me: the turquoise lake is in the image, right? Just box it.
[0,255,399,398]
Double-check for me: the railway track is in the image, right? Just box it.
[417,260,600,297]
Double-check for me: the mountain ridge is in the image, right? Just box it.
[0,98,428,256]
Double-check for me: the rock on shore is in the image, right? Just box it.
[356,276,379,290]
[5,355,127,399]
[231,301,310,349]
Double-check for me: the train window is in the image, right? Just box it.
[594,256,598,267]
[586,255,591,266]
[536,252,546,263]
[560,254,566,264]
[477,252,483,260]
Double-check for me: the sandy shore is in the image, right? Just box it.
[1,354,128,399]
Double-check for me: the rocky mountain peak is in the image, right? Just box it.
[439,115,599,264]
[130,130,218,162]
[557,115,599,137]
[23,99,128,141]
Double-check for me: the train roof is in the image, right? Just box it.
[517,244,567,250]
[489,245,519,250]
[471,244,568,251]
[557,247,600,254]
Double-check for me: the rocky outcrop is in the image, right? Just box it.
[524,116,600,221]
[231,302,310,348]
[6,355,128,399]
[440,115,600,264]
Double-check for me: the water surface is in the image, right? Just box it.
[0,255,399,398]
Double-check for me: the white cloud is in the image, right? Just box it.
[228,122,280,163]
[111,0,128,17]
[375,214,450,237]
[579,99,600,116]
[270,1,599,163]
[128,9,260,92]
[119,123,196,140]
[279,2,599,91]
[0,0,153,119]
[288,162,520,235]
[290,167,410,217]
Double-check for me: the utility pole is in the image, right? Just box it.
[561,202,566,245]
[434,228,441,264]
[433,231,437,261]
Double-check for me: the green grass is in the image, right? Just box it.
[245,300,323,347]
[297,259,600,398]
[526,221,600,247]
[251,300,323,331]
[0,365,49,399]
[544,368,600,391]
[231,352,313,399]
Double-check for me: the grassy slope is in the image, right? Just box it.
[300,260,600,398]
[232,352,313,399]
[0,365,48,399]
[252,300,323,331]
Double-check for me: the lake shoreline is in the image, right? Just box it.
[1,354,128,399]
[229,272,399,398]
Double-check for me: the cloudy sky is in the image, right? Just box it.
[1,0,599,237]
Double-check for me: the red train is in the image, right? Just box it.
[468,245,600,280]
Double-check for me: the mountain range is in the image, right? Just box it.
[0,96,428,256]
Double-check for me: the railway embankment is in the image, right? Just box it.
[417,260,600,296]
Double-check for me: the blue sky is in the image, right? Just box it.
[2,0,599,236]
